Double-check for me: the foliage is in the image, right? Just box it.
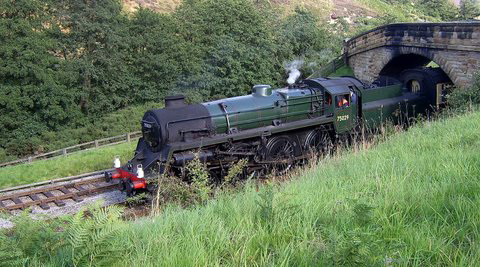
[223,158,248,185]
[460,0,480,19]
[126,192,149,205]
[127,8,193,102]
[0,205,124,266]
[53,0,134,115]
[152,174,200,210]
[185,154,211,203]
[418,0,459,20]
[1,0,461,160]
[448,72,480,109]
[173,0,282,98]
[0,0,81,155]
[68,205,124,266]
[0,100,161,163]
[277,7,342,78]
[0,0,343,159]
[0,211,67,266]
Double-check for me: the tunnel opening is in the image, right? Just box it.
[378,53,454,109]
[379,54,452,82]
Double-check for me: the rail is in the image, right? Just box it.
[0,170,121,212]
[0,169,113,194]
[0,131,142,168]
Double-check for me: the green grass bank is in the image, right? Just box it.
[115,110,480,266]
[0,142,136,189]
[3,110,479,266]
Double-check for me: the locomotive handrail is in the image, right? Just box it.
[219,102,231,134]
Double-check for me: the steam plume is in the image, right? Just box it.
[285,59,304,85]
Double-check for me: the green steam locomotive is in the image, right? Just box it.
[105,68,450,195]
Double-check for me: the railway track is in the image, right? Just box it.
[0,171,121,213]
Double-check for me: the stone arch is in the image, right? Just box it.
[374,46,457,85]
[345,22,480,88]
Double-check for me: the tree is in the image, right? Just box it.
[53,0,133,115]
[0,0,80,155]
[173,0,280,98]
[276,8,342,79]
[460,0,480,19]
[126,8,193,102]
[419,0,459,21]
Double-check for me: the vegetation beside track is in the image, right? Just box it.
[0,142,135,189]
[2,109,479,266]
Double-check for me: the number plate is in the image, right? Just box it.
[337,115,349,122]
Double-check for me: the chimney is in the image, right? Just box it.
[165,95,186,109]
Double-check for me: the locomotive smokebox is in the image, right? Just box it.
[165,95,186,108]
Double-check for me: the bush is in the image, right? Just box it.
[418,0,459,20]
[277,7,342,79]
[173,0,282,98]
[1,0,342,159]
[460,0,480,19]
[448,73,480,109]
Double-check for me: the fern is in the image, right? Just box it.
[0,234,28,266]
[67,205,124,266]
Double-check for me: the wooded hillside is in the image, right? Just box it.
[0,0,477,161]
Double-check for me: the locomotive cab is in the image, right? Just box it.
[325,85,359,133]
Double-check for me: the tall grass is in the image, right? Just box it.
[114,110,480,266]
[2,109,479,266]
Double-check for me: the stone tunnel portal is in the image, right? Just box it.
[379,53,453,87]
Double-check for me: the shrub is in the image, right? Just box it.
[1,0,343,159]
[448,72,480,109]
[185,155,211,203]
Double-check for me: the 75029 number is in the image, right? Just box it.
[337,115,349,122]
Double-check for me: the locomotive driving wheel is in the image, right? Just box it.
[303,128,333,157]
[264,136,295,175]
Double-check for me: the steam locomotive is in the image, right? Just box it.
[105,68,450,195]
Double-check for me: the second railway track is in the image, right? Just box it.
[0,172,121,213]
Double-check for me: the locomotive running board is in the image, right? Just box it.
[168,115,335,152]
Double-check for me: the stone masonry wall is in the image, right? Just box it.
[345,22,480,88]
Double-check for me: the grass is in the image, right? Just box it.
[115,110,480,266]
[1,101,163,164]
[357,0,434,22]
[330,64,355,77]
[0,142,136,189]
[0,101,165,189]
[2,109,479,266]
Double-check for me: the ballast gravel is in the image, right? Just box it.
[1,190,127,229]
[0,218,14,229]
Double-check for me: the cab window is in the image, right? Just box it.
[349,88,357,104]
[325,93,332,105]
[336,94,350,108]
